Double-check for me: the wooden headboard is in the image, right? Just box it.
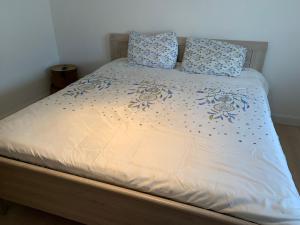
[110,33,268,72]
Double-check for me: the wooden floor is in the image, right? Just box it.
[275,124,300,191]
[0,124,299,225]
[0,203,82,225]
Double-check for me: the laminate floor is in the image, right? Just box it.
[275,124,300,191]
[0,202,82,225]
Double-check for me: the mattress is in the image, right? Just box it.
[0,59,299,225]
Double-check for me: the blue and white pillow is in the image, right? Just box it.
[182,38,247,77]
[128,31,178,69]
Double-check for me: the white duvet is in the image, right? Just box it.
[0,59,299,225]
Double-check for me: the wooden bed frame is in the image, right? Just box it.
[0,33,268,225]
[110,33,268,72]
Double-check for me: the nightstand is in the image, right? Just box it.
[50,64,78,93]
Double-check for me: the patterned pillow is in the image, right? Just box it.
[182,38,247,77]
[128,31,178,69]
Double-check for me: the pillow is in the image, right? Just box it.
[182,38,247,77]
[128,31,178,69]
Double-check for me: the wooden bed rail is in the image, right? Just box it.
[0,156,256,225]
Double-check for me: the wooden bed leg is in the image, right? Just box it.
[0,199,9,215]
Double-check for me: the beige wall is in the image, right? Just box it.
[49,0,300,125]
[0,0,59,119]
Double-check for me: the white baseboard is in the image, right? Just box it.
[0,89,50,120]
[1,90,300,127]
[272,114,300,126]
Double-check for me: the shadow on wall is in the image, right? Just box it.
[76,61,104,78]
[72,34,113,77]
[0,73,51,120]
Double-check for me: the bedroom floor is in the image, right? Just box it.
[0,123,299,225]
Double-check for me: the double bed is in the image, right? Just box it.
[0,33,299,225]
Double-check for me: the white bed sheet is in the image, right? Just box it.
[0,59,299,225]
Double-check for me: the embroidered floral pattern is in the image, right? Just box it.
[128,81,173,110]
[182,38,247,77]
[63,76,115,98]
[197,88,250,123]
[128,31,178,69]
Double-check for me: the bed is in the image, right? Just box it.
[0,33,299,225]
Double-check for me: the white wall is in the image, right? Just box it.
[0,0,59,119]
[1,1,298,124]
[49,0,300,125]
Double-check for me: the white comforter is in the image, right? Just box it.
[0,59,299,225]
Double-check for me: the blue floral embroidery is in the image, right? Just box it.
[182,38,247,77]
[63,76,115,98]
[128,31,178,69]
[197,88,250,123]
[128,81,173,110]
